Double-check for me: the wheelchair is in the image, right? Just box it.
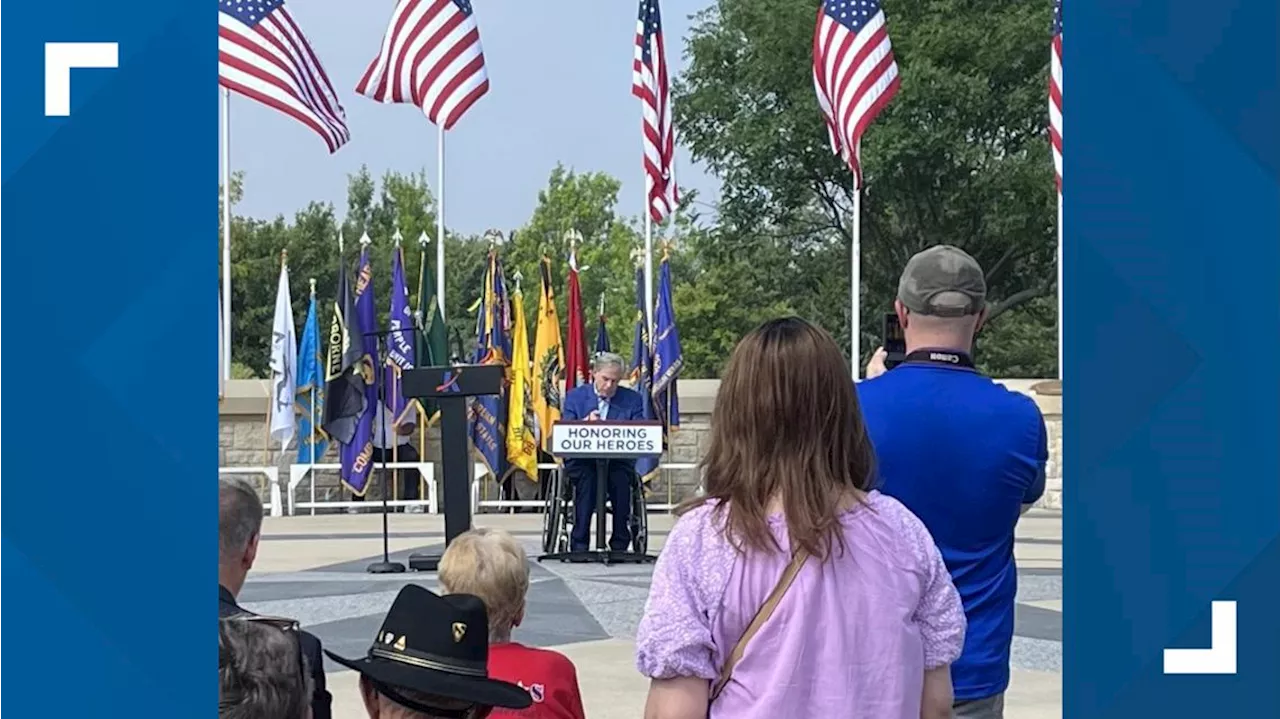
[541,465,649,556]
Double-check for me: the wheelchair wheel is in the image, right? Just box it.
[541,470,564,554]
[629,474,649,554]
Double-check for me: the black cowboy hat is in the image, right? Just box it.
[325,585,532,712]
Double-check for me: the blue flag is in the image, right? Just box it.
[630,266,659,481]
[469,249,510,479]
[385,246,416,423]
[652,252,683,433]
[340,244,377,495]
[296,289,329,463]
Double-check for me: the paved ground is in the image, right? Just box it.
[243,509,1062,718]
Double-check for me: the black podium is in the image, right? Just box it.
[400,364,504,571]
[538,420,662,566]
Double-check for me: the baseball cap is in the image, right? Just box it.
[896,245,986,317]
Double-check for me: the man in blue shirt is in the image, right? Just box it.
[562,352,647,552]
[857,245,1048,719]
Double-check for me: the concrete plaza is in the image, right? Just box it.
[241,509,1062,718]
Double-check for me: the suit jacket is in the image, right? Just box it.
[219,585,332,719]
[561,384,646,477]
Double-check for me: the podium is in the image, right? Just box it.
[399,364,504,571]
[538,420,662,566]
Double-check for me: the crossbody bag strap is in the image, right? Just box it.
[709,548,810,703]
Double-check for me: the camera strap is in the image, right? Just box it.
[901,349,976,370]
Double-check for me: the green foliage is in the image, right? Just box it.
[674,0,1058,376]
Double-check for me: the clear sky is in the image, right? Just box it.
[221,0,719,236]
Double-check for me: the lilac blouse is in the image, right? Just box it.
[635,491,966,719]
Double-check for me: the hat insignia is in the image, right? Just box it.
[452,622,467,643]
[393,635,406,651]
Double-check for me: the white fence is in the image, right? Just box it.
[224,460,700,516]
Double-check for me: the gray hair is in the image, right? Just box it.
[218,618,311,719]
[591,351,626,374]
[219,477,263,560]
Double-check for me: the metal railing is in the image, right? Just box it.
[219,466,283,517]
[219,459,700,517]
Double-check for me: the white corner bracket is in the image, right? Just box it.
[45,42,119,116]
[1162,600,1237,675]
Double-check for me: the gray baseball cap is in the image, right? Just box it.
[897,245,986,317]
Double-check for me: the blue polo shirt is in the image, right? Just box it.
[856,361,1048,700]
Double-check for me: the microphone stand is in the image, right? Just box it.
[367,331,406,574]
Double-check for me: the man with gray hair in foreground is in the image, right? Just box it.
[219,476,332,719]
[562,351,647,552]
[219,616,312,719]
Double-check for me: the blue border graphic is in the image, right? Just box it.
[1069,0,1278,715]
[2,1,215,715]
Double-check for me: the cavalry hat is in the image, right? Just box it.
[897,245,987,317]
[325,585,532,712]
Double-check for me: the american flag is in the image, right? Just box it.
[812,0,901,187]
[1049,0,1063,192]
[632,0,678,223]
[218,0,350,153]
[355,0,490,130]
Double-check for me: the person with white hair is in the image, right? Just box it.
[561,352,646,553]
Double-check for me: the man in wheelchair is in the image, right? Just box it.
[562,352,646,552]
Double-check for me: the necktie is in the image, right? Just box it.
[598,397,609,420]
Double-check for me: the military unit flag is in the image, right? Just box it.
[469,249,510,479]
[295,283,329,464]
[630,265,660,481]
[506,280,539,479]
[415,232,450,423]
[595,296,611,355]
[322,250,369,452]
[385,243,417,423]
[269,255,298,449]
[532,257,565,453]
[652,250,683,434]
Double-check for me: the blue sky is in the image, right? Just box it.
[221,0,719,235]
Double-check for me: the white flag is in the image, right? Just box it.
[269,261,298,448]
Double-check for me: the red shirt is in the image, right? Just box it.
[486,643,586,719]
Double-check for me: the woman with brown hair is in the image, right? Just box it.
[635,317,965,719]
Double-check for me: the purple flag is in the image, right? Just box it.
[341,244,378,495]
[385,247,417,423]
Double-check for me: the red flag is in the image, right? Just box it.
[565,249,590,389]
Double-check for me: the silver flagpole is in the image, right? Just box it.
[221,88,233,381]
[850,142,862,378]
[436,125,447,322]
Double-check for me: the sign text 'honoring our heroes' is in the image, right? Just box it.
[550,422,663,459]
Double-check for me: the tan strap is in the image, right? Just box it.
[710,548,809,703]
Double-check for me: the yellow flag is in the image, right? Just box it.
[531,257,565,453]
[505,283,538,479]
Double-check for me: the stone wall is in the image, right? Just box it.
[219,377,1062,511]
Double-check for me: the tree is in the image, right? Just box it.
[674,0,1059,376]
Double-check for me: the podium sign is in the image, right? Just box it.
[550,421,664,459]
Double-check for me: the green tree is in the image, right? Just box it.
[674,0,1059,376]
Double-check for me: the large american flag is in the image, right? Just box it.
[1050,0,1063,192]
[218,0,350,153]
[812,0,900,187]
[632,0,678,224]
[355,0,490,130]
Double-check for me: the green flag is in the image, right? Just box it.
[415,233,449,424]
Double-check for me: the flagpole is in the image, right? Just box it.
[309,278,318,469]
[643,210,656,346]
[850,142,862,378]
[436,125,447,322]
[221,88,233,382]
[1057,192,1064,380]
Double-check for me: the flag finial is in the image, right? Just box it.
[309,277,316,295]
[512,270,523,293]
[483,228,504,246]
[338,230,345,253]
[393,227,403,246]
[359,231,372,247]
[418,230,430,248]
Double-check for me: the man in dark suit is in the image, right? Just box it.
[562,352,646,552]
[219,477,331,719]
